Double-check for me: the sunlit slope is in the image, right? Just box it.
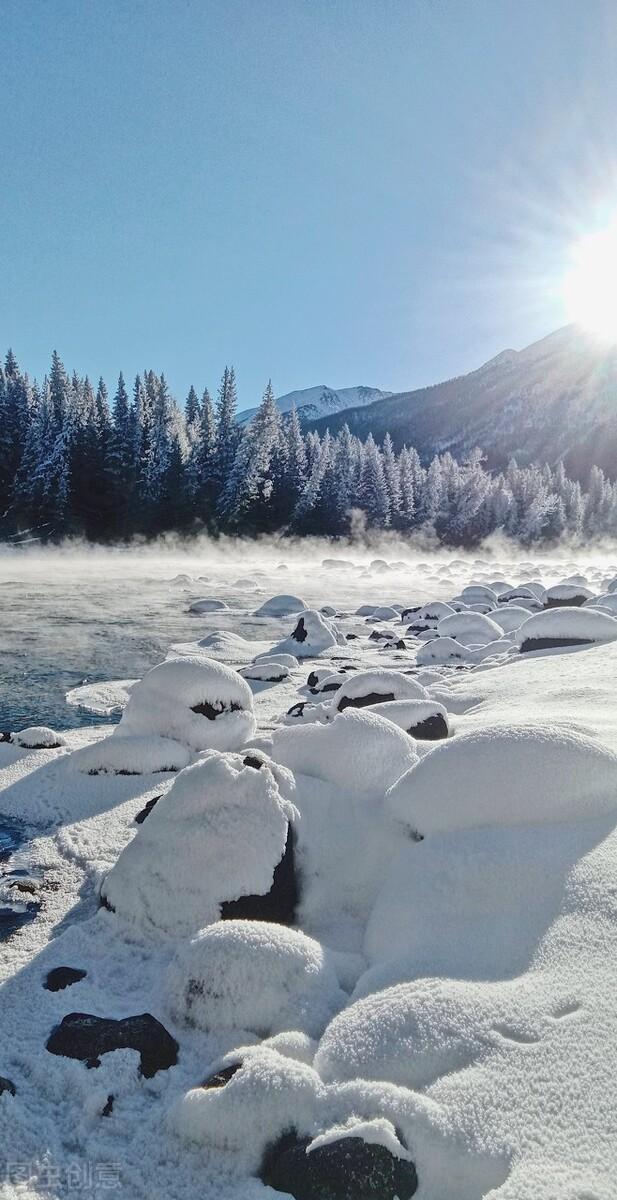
[310,325,617,479]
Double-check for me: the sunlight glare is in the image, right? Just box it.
[563,218,617,341]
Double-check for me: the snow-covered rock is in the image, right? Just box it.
[117,656,255,752]
[330,669,428,712]
[271,708,417,794]
[367,699,450,740]
[516,606,617,652]
[436,611,504,644]
[188,597,229,613]
[253,594,307,617]
[69,734,190,776]
[270,609,338,658]
[544,582,594,607]
[240,661,291,682]
[166,920,345,1037]
[416,636,474,666]
[101,752,297,937]
[11,726,66,750]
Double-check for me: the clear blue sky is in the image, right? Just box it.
[3,0,617,409]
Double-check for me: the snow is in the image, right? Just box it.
[544,582,594,604]
[102,752,296,938]
[166,920,345,1038]
[117,656,256,752]
[66,678,136,715]
[11,726,67,749]
[7,551,617,1200]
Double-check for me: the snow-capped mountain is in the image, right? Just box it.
[239,384,391,425]
[309,326,617,480]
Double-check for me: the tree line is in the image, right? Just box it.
[0,348,615,546]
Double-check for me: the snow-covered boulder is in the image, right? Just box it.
[117,656,255,752]
[459,584,498,605]
[270,610,338,658]
[544,582,594,608]
[70,734,191,776]
[253,651,298,668]
[385,725,617,835]
[11,726,66,750]
[486,605,531,632]
[166,920,345,1037]
[516,607,617,653]
[240,661,291,683]
[436,611,504,645]
[253,594,307,617]
[416,637,474,666]
[271,708,417,795]
[330,669,428,712]
[583,592,617,614]
[367,699,450,740]
[497,585,544,605]
[369,606,399,621]
[189,597,229,613]
[101,752,297,937]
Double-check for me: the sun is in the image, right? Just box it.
[563,219,617,341]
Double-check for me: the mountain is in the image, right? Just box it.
[239,384,391,425]
[309,326,617,481]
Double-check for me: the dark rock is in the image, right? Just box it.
[260,1130,418,1200]
[191,699,242,720]
[243,754,264,770]
[201,1061,242,1089]
[544,595,587,609]
[134,795,161,824]
[0,732,11,744]
[0,1076,16,1097]
[409,713,449,740]
[345,633,359,640]
[45,966,87,992]
[46,1012,178,1078]
[338,691,396,712]
[221,825,298,926]
[368,630,392,642]
[101,1094,114,1117]
[406,623,431,634]
[291,617,308,644]
[401,607,421,620]
[286,701,307,719]
[520,635,594,653]
[382,639,407,650]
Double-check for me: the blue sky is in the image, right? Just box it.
[3,0,617,409]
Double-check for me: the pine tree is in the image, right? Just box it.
[359,434,390,527]
[214,366,240,493]
[191,387,218,525]
[219,381,283,531]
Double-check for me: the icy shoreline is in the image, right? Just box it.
[2,552,617,1198]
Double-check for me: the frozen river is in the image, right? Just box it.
[2,540,616,732]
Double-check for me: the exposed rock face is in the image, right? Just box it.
[260,1130,418,1200]
[46,1012,178,1078]
[0,1076,16,1097]
[220,827,298,926]
[201,1062,242,1089]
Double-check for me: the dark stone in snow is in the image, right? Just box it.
[338,691,396,712]
[134,795,161,824]
[520,636,594,654]
[409,713,449,740]
[191,699,243,720]
[0,1076,16,1097]
[260,1131,418,1200]
[201,1061,242,1089]
[401,607,421,620]
[243,754,264,770]
[291,617,308,644]
[221,825,298,926]
[406,623,431,634]
[44,966,87,992]
[544,595,587,609]
[286,701,307,718]
[368,630,391,641]
[0,732,11,744]
[46,1012,178,1078]
[101,1094,114,1117]
[345,633,358,640]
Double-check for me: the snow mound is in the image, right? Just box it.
[11,725,67,750]
[270,609,338,658]
[331,669,428,711]
[583,591,617,613]
[370,606,399,621]
[516,606,617,652]
[253,594,307,617]
[240,661,291,682]
[189,597,229,613]
[271,708,417,793]
[166,920,345,1037]
[385,725,617,834]
[253,650,298,668]
[544,582,594,606]
[436,611,504,644]
[117,656,255,752]
[487,605,531,632]
[69,734,190,775]
[102,752,296,937]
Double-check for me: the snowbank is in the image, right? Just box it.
[270,708,417,794]
[117,656,255,751]
[69,733,191,776]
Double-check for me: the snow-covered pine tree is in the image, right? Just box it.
[218,381,283,531]
[214,366,241,494]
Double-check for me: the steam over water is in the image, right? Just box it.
[2,538,616,731]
